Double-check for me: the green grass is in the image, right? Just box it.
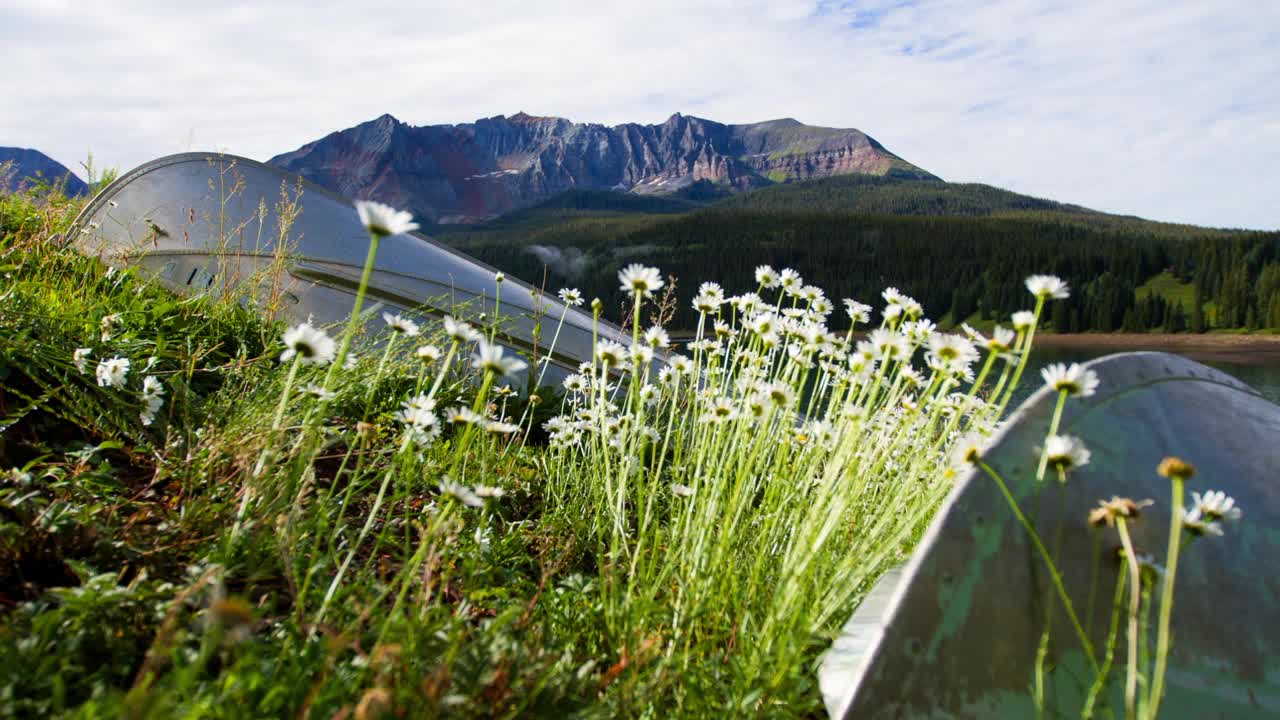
[1136,271,1196,307]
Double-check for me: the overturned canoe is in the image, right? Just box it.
[822,351,1280,718]
[69,152,630,384]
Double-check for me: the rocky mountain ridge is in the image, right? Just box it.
[269,113,935,223]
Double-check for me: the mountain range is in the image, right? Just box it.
[269,113,935,224]
[7,115,1278,334]
[0,147,87,196]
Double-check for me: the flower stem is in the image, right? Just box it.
[1145,476,1184,719]
[979,461,1098,672]
[1036,390,1069,481]
[271,355,303,432]
[1115,516,1143,720]
[1082,559,1129,719]
[324,232,381,389]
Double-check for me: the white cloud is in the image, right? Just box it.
[1,0,1276,228]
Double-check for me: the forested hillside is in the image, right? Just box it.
[437,198,1280,333]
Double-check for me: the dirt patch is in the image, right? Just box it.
[1032,333,1280,366]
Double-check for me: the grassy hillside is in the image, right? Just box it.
[2,184,1043,717]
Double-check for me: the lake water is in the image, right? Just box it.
[1014,346,1280,408]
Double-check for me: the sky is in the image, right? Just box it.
[2,0,1277,229]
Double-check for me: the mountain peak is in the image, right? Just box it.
[269,112,935,223]
[0,147,88,196]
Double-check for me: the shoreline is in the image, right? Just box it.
[1031,333,1280,366]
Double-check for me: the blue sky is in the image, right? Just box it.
[2,0,1277,229]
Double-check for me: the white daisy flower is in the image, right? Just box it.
[355,200,418,237]
[692,293,722,314]
[631,344,654,365]
[765,381,795,408]
[558,288,584,306]
[700,396,737,424]
[408,422,442,447]
[618,263,664,297]
[638,383,659,405]
[562,373,588,393]
[731,292,763,314]
[416,345,442,363]
[754,265,779,288]
[396,393,437,423]
[689,338,721,355]
[749,312,778,336]
[395,404,436,428]
[382,312,420,337]
[96,356,130,388]
[1025,274,1070,300]
[669,355,694,375]
[140,403,162,427]
[953,432,987,467]
[1043,434,1091,472]
[443,315,482,343]
[901,367,926,388]
[778,268,802,292]
[494,271,505,283]
[1011,311,1037,332]
[927,334,979,368]
[439,480,484,508]
[472,340,527,377]
[445,407,485,427]
[281,322,337,365]
[474,485,505,498]
[698,282,725,301]
[302,383,335,401]
[596,339,627,368]
[671,483,695,498]
[73,348,92,374]
[643,325,671,348]
[1180,507,1224,537]
[1190,490,1242,522]
[1040,363,1100,397]
[869,328,910,360]
[138,377,165,426]
[844,299,872,324]
[987,326,1015,353]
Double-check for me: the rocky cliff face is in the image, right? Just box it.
[0,147,88,196]
[269,113,935,224]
